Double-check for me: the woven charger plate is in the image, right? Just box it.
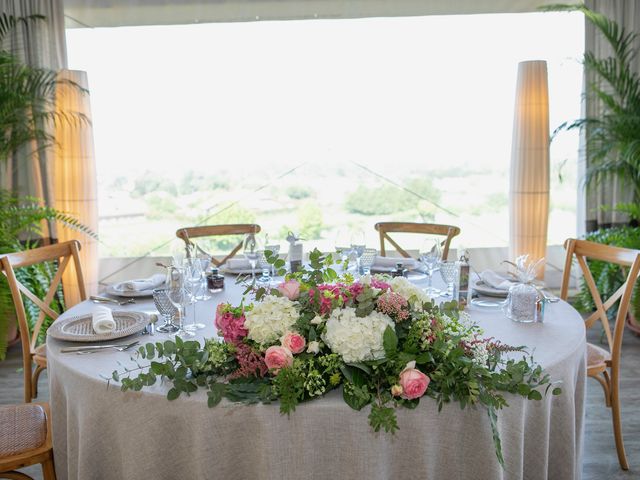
[48,311,149,342]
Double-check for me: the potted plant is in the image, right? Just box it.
[547,4,640,332]
[0,13,92,359]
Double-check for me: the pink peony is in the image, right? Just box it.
[264,346,293,373]
[399,362,430,400]
[281,332,306,354]
[278,279,301,300]
[215,303,248,343]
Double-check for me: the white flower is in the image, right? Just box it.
[244,295,299,345]
[307,341,320,354]
[389,276,432,309]
[322,307,394,363]
[471,342,489,367]
[310,315,324,325]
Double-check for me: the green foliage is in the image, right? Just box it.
[145,193,178,220]
[285,185,313,200]
[297,201,323,240]
[179,170,228,195]
[0,192,95,360]
[574,226,640,323]
[193,205,256,254]
[132,171,177,197]
[344,178,441,217]
[545,4,640,219]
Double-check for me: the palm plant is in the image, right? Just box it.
[546,4,640,221]
[0,13,92,359]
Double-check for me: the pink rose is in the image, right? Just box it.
[264,346,293,373]
[281,332,306,354]
[278,279,301,300]
[399,361,430,400]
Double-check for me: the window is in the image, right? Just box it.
[65,12,583,259]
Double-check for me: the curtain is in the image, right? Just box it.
[584,0,640,231]
[0,0,67,241]
[54,70,99,305]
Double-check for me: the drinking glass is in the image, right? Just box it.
[196,255,212,301]
[166,267,194,337]
[333,228,352,270]
[350,230,366,277]
[264,243,281,277]
[183,259,205,331]
[420,239,442,295]
[256,250,272,287]
[360,248,377,275]
[153,288,179,333]
[439,261,458,298]
[243,234,261,282]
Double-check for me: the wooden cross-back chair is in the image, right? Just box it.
[374,222,461,261]
[176,224,261,267]
[560,238,640,470]
[0,402,56,479]
[0,240,87,403]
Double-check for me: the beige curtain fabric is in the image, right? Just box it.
[54,70,99,304]
[0,0,67,240]
[584,0,640,231]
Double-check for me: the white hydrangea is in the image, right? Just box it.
[389,276,432,309]
[322,307,394,363]
[244,295,299,345]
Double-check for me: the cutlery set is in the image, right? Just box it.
[60,340,140,354]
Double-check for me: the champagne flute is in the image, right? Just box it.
[350,230,366,276]
[166,266,194,337]
[420,239,442,295]
[243,234,261,282]
[183,259,205,331]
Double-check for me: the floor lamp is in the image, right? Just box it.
[509,60,550,279]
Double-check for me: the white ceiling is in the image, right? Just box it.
[63,0,560,28]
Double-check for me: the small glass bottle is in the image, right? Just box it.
[206,267,224,293]
[391,262,407,278]
[455,250,472,308]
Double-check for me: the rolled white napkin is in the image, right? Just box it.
[480,270,514,290]
[92,306,116,334]
[119,273,166,292]
[372,256,418,270]
[226,257,251,270]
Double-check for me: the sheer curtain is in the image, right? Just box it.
[583,0,640,231]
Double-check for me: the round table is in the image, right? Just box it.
[46,274,586,480]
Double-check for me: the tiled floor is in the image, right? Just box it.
[1,327,639,479]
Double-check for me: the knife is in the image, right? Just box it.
[60,341,140,353]
[90,295,121,305]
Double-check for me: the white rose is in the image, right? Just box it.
[310,315,324,325]
[307,341,320,354]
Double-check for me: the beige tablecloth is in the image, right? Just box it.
[47,275,585,480]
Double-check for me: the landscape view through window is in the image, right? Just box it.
[65,11,583,261]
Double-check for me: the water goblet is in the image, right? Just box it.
[420,239,442,295]
[360,248,377,275]
[439,261,458,298]
[153,288,179,333]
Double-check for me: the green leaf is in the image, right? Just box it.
[207,383,225,407]
[552,387,562,395]
[346,362,372,376]
[111,370,119,382]
[167,388,180,401]
[383,326,398,358]
[343,383,370,411]
[145,343,155,360]
[528,390,543,401]
[368,404,398,433]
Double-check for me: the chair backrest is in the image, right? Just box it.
[176,224,261,267]
[0,240,87,355]
[560,238,640,361]
[375,222,461,260]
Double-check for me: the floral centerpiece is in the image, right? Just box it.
[112,250,560,465]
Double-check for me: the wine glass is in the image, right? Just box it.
[183,259,205,331]
[350,230,366,276]
[264,243,280,277]
[166,266,194,337]
[420,239,442,295]
[333,228,352,271]
[243,234,261,282]
[153,288,179,333]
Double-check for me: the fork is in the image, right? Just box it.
[71,341,140,355]
[90,295,136,306]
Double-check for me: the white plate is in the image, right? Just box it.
[48,311,149,342]
[472,280,510,298]
[106,283,164,298]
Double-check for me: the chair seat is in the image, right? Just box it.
[587,342,610,375]
[0,404,47,457]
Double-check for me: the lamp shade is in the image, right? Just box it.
[509,60,549,277]
[54,70,99,305]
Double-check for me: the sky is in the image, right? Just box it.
[65,11,584,181]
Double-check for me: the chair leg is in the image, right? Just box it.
[41,455,56,480]
[23,364,33,403]
[611,390,629,470]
